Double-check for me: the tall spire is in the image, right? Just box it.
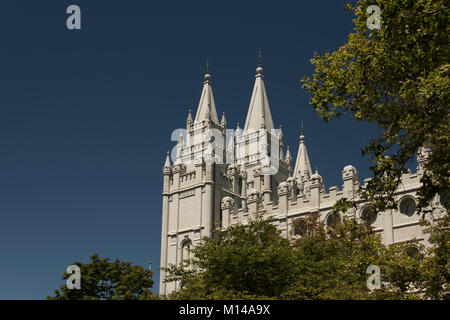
[294,125,312,179]
[194,59,219,124]
[243,51,275,131]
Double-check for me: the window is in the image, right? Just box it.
[293,219,308,236]
[399,196,416,216]
[405,245,419,259]
[326,212,341,228]
[181,238,192,262]
[361,206,377,225]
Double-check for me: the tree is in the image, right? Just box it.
[286,213,423,299]
[163,216,424,300]
[163,217,298,299]
[418,214,450,299]
[301,0,449,213]
[47,254,155,300]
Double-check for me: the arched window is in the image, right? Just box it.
[181,238,192,262]
[326,212,341,228]
[292,218,308,236]
[399,196,416,216]
[361,206,377,225]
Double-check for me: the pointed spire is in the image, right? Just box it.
[285,146,292,177]
[294,125,312,179]
[194,59,219,125]
[243,52,275,131]
[221,112,227,127]
[285,146,291,161]
[235,122,242,136]
[278,124,283,140]
[164,151,171,168]
[186,109,193,124]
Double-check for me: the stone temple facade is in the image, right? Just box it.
[159,61,433,295]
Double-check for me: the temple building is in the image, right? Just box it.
[159,57,443,295]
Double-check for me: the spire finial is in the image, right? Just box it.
[204,58,211,82]
[300,122,305,142]
[256,50,263,75]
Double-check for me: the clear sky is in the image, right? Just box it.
[0,0,401,299]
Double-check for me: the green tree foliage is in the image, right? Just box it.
[163,216,426,300]
[419,214,450,299]
[47,254,155,300]
[301,0,449,300]
[163,217,297,299]
[301,0,449,213]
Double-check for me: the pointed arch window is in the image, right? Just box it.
[181,237,192,262]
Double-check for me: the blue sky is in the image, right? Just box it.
[0,0,393,299]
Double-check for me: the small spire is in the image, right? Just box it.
[278,124,283,139]
[294,126,312,179]
[221,112,227,127]
[195,59,219,124]
[285,146,291,160]
[164,151,171,168]
[186,109,193,124]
